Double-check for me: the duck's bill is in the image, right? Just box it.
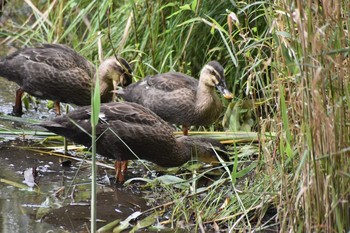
[216,81,233,99]
[222,90,234,99]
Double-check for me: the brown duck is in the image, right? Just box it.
[38,102,229,182]
[0,44,132,116]
[117,61,233,135]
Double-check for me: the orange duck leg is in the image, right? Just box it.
[12,88,25,116]
[114,160,128,183]
[182,125,189,136]
[54,100,61,115]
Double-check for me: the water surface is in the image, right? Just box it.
[0,140,148,232]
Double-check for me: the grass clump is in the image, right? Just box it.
[270,1,350,231]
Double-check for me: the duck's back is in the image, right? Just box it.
[39,102,179,165]
[0,44,95,105]
[120,72,199,125]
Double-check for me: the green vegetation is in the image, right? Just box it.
[0,0,349,232]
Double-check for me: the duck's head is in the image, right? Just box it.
[99,56,133,88]
[200,61,233,99]
[178,136,231,168]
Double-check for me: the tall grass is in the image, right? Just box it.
[271,0,350,231]
[0,0,349,232]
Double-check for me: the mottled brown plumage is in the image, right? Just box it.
[38,102,228,182]
[117,61,233,135]
[0,44,132,116]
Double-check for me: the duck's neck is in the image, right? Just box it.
[195,80,222,120]
[152,137,216,167]
[174,137,212,165]
[96,59,115,102]
[162,139,195,166]
[152,138,193,167]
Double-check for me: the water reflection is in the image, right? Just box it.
[0,190,58,233]
[0,142,61,232]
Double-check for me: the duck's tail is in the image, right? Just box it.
[36,121,64,133]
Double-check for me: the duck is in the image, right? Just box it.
[117,61,233,135]
[0,43,132,116]
[38,102,229,182]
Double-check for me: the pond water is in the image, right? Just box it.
[0,140,149,232]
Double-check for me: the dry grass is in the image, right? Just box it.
[271,0,350,231]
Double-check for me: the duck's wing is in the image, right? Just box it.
[37,105,96,146]
[118,72,198,124]
[98,102,170,127]
[38,102,172,144]
[24,44,94,72]
[38,102,176,161]
[1,44,93,74]
[146,72,198,92]
[120,72,197,97]
[0,44,95,104]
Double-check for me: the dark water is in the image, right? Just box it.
[0,140,69,232]
[0,140,148,233]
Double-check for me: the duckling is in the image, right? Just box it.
[0,44,132,116]
[117,61,233,135]
[38,102,229,182]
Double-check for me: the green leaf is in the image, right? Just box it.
[22,93,30,110]
[0,178,42,192]
[97,219,121,233]
[275,31,292,39]
[156,175,190,189]
[167,4,191,19]
[159,2,178,11]
[176,17,202,27]
[113,211,142,233]
[234,161,258,178]
[191,0,198,12]
[36,196,62,220]
[130,213,157,232]
[46,100,54,110]
[222,102,240,131]
[91,66,101,127]
[179,4,191,11]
